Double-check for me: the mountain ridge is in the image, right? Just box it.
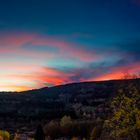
[0,78,140,94]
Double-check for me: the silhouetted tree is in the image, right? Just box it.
[34,124,45,140]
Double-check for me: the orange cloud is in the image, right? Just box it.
[94,62,140,81]
[22,66,74,86]
[0,66,74,91]
[1,61,140,91]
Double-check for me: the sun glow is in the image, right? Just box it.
[0,86,28,92]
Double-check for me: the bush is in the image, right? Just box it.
[45,121,61,139]
[0,130,10,140]
[103,84,140,140]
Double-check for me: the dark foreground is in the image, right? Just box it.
[0,79,140,140]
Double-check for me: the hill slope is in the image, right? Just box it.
[0,78,140,135]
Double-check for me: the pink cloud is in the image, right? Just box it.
[1,31,140,91]
[0,32,100,62]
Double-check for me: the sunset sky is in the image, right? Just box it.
[0,0,140,91]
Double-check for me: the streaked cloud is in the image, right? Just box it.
[0,31,140,91]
